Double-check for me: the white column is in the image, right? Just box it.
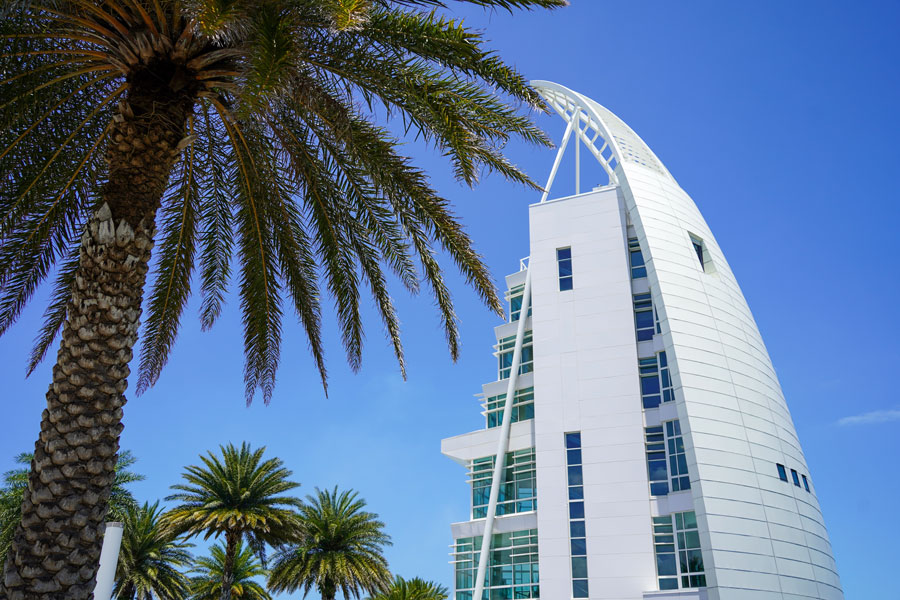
[93,521,124,600]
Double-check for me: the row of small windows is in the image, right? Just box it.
[653,511,707,590]
[497,331,534,380]
[776,463,812,493]
[639,351,674,409]
[645,420,691,496]
[484,387,535,429]
[507,285,531,323]
[452,529,539,600]
[565,432,589,599]
[470,448,537,519]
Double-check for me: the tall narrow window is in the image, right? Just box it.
[628,237,647,279]
[508,285,531,322]
[666,420,691,492]
[802,474,810,492]
[675,511,706,588]
[633,293,655,341]
[557,247,573,291]
[645,426,668,495]
[776,463,788,482]
[689,234,707,272]
[566,432,588,598]
[652,516,678,590]
[639,356,661,408]
[791,468,801,487]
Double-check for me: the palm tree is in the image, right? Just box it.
[189,542,271,600]
[0,450,143,570]
[268,487,391,600]
[366,576,448,600]
[164,443,301,600]
[0,0,566,596]
[113,502,192,600]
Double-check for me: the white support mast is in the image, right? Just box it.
[471,118,575,600]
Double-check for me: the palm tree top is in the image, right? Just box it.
[1,0,567,403]
[366,576,449,600]
[164,442,302,541]
[190,541,272,600]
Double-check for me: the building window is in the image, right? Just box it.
[485,387,535,429]
[776,463,788,482]
[659,351,674,403]
[802,474,810,492]
[497,331,533,379]
[566,432,588,598]
[666,420,691,492]
[645,426,668,496]
[629,237,647,279]
[633,293,655,341]
[689,234,707,272]
[639,356,662,409]
[452,529,539,600]
[470,448,536,519]
[791,468,801,487]
[653,512,707,591]
[508,284,532,322]
[557,247,573,291]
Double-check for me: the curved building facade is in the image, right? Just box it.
[441,82,842,600]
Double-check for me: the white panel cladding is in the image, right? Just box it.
[618,161,842,600]
[529,188,656,600]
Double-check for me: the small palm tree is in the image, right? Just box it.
[366,576,448,600]
[268,487,392,600]
[0,1,566,595]
[190,542,271,600]
[114,502,192,600]
[0,450,143,569]
[164,443,301,600]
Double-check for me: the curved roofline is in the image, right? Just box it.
[531,80,676,184]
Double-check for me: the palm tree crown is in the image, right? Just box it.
[165,443,301,600]
[366,576,448,600]
[268,487,392,600]
[113,502,192,600]
[189,542,271,600]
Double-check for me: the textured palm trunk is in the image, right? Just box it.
[220,531,239,600]
[0,72,191,599]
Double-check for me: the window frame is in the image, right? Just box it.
[557,247,573,291]
[776,463,788,482]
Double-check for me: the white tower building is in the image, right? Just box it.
[441,82,842,600]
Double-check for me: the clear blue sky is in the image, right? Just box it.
[1,2,898,598]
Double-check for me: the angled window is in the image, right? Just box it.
[628,237,647,279]
[667,420,691,492]
[688,233,711,273]
[776,463,788,482]
[557,247,573,291]
[802,474,810,492]
[791,469,801,487]
[659,351,674,403]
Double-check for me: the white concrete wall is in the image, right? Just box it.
[529,188,657,600]
[619,161,843,600]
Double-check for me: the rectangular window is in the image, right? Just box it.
[666,420,691,492]
[453,529,539,600]
[634,293,655,341]
[470,448,536,519]
[557,247,573,291]
[652,516,678,590]
[566,432,588,597]
[507,284,532,322]
[675,511,706,588]
[659,351,674,403]
[629,237,647,279]
[497,331,533,380]
[484,387,535,429]
[791,469,801,487]
[639,356,662,409]
[776,463,788,482]
[802,474,810,492]
[645,426,668,496]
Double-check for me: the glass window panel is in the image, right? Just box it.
[559,276,573,291]
[567,449,582,465]
[660,578,679,590]
[791,469,801,486]
[570,537,587,555]
[565,433,581,448]
[567,466,583,485]
[571,557,588,578]
[656,553,677,576]
[777,463,788,481]
[572,579,589,598]
[802,474,810,492]
[568,486,584,500]
[558,260,573,277]
[569,501,585,519]
[570,521,586,537]
[557,247,571,260]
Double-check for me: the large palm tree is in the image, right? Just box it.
[0,450,143,570]
[366,576,448,600]
[164,443,301,600]
[189,542,271,600]
[268,487,391,600]
[113,501,192,600]
[0,0,565,596]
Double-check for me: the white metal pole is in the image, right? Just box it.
[574,110,581,195]
[93,522,124,600]
[471,117,574,600]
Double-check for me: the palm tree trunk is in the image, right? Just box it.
[0,74,192,600]
[220,531,239,600]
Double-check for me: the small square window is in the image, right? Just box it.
[572,579,589,598]
[569,501,585,520]
[791,469,801,487]
[570,521,586,537]
[565,432,582,449]
[776,463,788,482]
